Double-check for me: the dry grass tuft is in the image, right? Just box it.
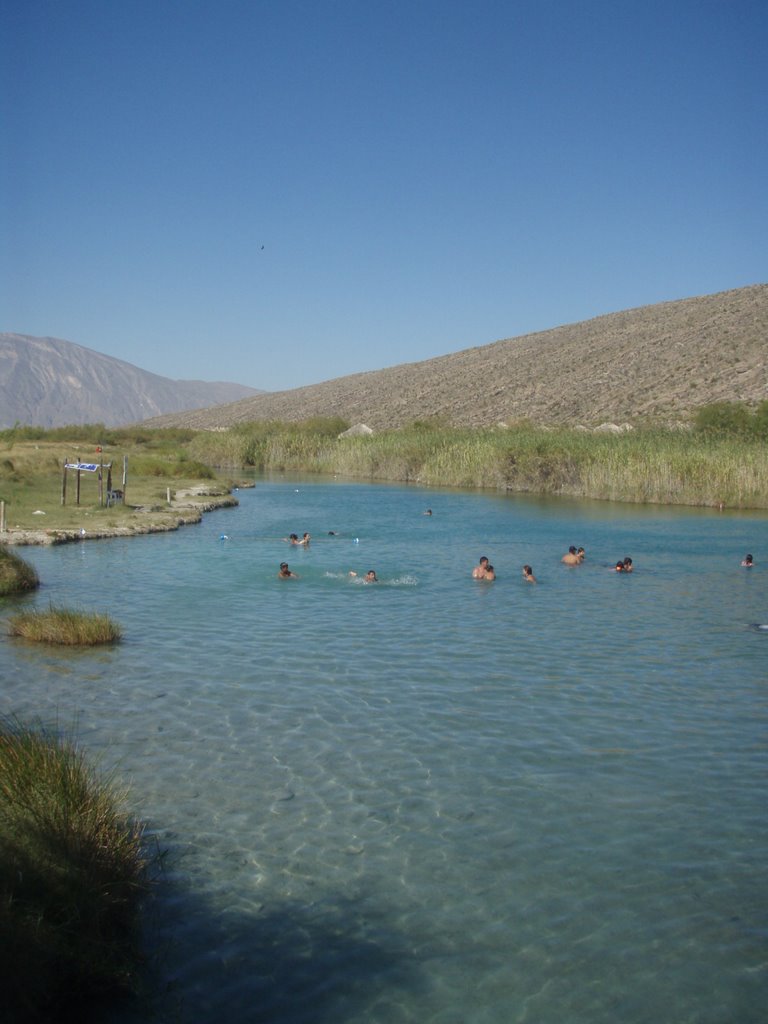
[9,605,122,645]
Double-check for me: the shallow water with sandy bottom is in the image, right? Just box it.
[2,478,766,1023]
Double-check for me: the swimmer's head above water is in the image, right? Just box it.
[348,569,378,582]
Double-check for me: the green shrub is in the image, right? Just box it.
[693,401,752,436]
[292,416,350,437]
[406,414,452,431]
[0,545,40,595]
[0,719,150,1021]
[693,400,768,440]
[130,454,215,479]
[9,606,122,645]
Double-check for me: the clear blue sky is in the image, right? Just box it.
[2,0,766,391]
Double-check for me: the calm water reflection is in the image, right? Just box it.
[2,478,767,1023]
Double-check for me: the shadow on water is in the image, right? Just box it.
[121,878,425,1024]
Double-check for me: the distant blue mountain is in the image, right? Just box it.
[0,333,264,428]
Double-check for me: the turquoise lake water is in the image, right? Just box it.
[2,478,767,1023]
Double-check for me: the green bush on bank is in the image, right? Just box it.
[186,417,350,468]
[692,400,768,440]
[129,453,215,479]
[0,423,197,448]
[0,719,149,1022]
[0,545,40,594]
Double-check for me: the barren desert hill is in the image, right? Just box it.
[141,284,768,431]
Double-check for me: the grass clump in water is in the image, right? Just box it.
[9,605,122,645]
[0,718,150,1021]
[0,544,40,595]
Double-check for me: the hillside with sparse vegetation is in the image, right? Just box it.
[141,284,767,431]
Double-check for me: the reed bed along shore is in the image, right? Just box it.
[3,414,767,519]
[9,606,122,645]
[0,719,149,1021]
[189,421,768,509]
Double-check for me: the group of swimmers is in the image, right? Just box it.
[561,545,635,573]
[278,557,378,582]
[472,558,536,584]
[472,546,636,584]
[278,532,310,576]
[472,556,496,581]
[279,527,380,581]
[278,523,756,584]
[561,546,586,565]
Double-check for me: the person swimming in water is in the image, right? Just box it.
[349,569,378,583]
[623,557,633,572]
[742,553,754,567]
[473,556,490,579]
[278,562,298,578]
[614,561,626,572]
[562,546,580,565]
[522,565,536,583]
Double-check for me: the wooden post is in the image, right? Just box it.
[76,466,81,506]
[0,500,6,533]
[167,487,171,504]
[98,453,104,506]
[61,460,68,505]
[122,455,128,505]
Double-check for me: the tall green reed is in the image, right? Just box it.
[188,421,768,508]
[0,719,150,1021]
